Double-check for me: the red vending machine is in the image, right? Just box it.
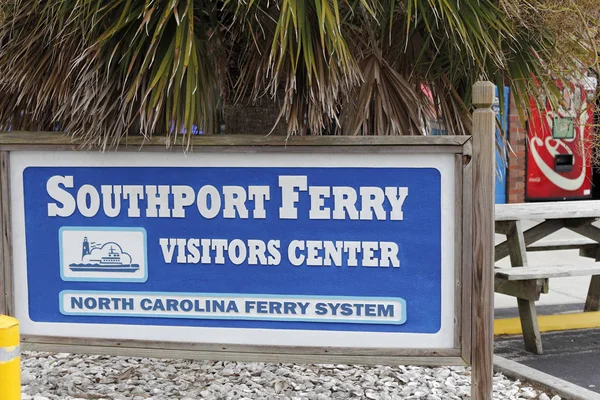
[526,76,596,201]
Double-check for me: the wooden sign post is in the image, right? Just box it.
[0,83,495,398]
[471,81,496,399]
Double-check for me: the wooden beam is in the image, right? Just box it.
[494,278,544,301]
[0,131,471,148]
[585,276,600,312]
[562,217,598,229]
[501,207,543,354]
[461,141,473,364]
[495,265,600,280]
[526,238,598,252]
[471,81,495,400]
[496,201,600,221]
[495,220,514,235]
[454,154,463,350]
[0,152,5,315]
[506,221,528,266]
[20,335,462,357]
[564,223,600,312]
[0,151,13,316]
[517,299,543,355]
[567,223,600,243]
[20,340,467,367]
[495,220,564,261]
[580,247,600,259]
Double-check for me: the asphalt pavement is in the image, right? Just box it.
[495,328,600,393]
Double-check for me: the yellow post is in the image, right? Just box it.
[0,315,20,399]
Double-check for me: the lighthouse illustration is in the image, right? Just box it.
[69,236,140,273]
[82,237,90,259]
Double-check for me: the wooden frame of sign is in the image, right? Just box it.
[0,83,495,399]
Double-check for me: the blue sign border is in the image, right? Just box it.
[23,165,442,334]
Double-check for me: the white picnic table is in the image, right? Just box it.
[494,200,600,354]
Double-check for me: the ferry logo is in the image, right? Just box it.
[69,238,140,273]
[60,227,147,283]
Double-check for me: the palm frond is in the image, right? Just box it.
[0,0,224,148]
[0,0,597,144]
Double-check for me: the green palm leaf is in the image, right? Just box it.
[0,0,596,146]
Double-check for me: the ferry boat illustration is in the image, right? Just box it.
[69,237,140,273]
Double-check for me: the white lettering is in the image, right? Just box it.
[187,238,201,264]
[122,185,144,218]
[172,185,195,218]
[223,186,248,219]
[361,241,379,267]
[306,240,323,266]
[197,185,221,219]
[288,240,305,266]
[267,240,281,265]
[228,239,247,265]
[159,238,177,263]
[332,186,358,220]
[309,187,330,220]
[146,185,171,218]
[380,242,400,267]
[323,241,343,266]
[385,187,409,221]
[77,184,100,218]
[343,241,361,267]
[101,185,121,218]
[247,239,268,265]
[359,187,386,220]
[47,175,76,217]
[279,176,307,219]
[248,186,270,219]
[211,239,228,264]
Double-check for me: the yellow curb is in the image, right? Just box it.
[495,311,600,336]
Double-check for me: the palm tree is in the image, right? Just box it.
[0,0,597,148]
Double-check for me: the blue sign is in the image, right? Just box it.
[22,165,442,334]
[493,86,510,204]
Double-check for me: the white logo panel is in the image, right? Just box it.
[60,227,147,282]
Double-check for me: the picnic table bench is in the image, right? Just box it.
[494,200,600,354]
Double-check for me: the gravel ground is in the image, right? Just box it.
[21,351,560,400]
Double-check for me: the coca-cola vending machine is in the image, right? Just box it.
[526,75,597,201]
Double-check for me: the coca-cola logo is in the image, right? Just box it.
[529,82,591,191]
